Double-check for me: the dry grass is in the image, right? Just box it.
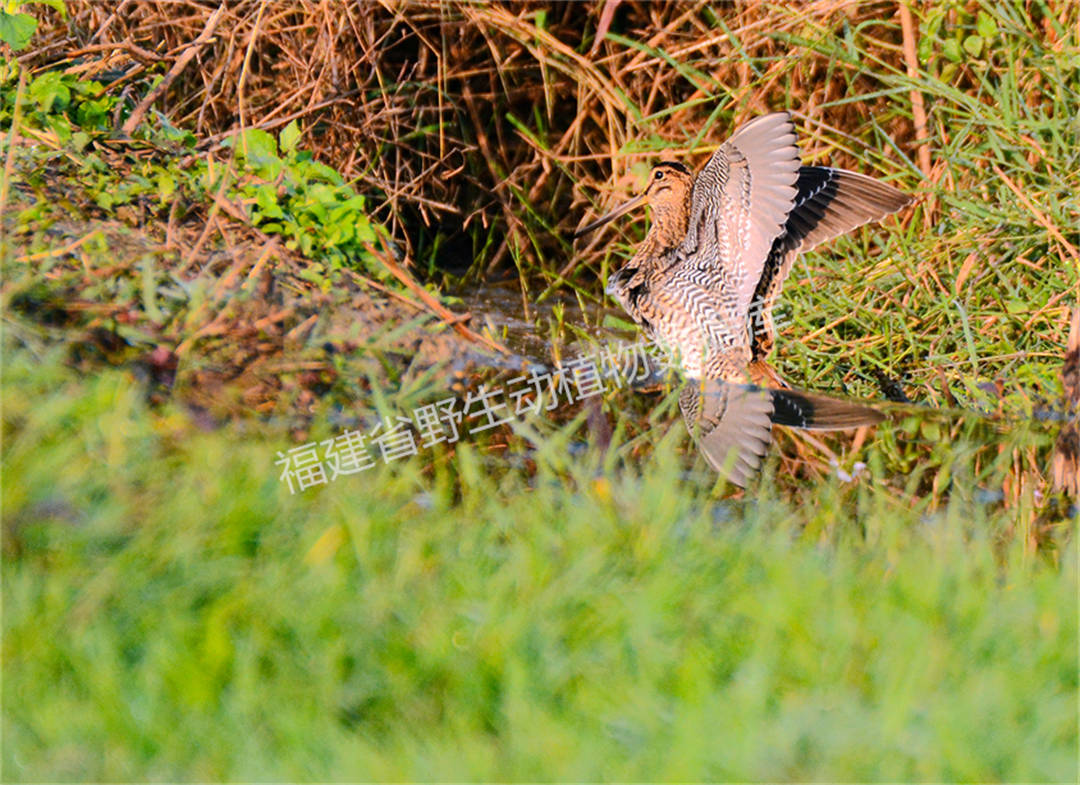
[22,2,938,266]
[23,1,1076,303]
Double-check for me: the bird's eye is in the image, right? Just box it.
[654,170,665,180]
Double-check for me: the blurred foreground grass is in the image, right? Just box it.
[3,337,1076,781]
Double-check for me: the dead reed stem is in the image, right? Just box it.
[119,2,226,137]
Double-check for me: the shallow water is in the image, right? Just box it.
[454,281,622,365]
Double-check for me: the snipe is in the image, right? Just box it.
[575,112,913,485]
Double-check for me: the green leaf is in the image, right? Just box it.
[280,119,301,153]
[0,11,37,51]
[153,109,196,147]
[354,214,375,243]
[76,98,110,130]
[223,127,277,160]
[298,263,325,285]
[976,10,997,39]
[302,198,328,223]
[297,159,342,185]
[156,172,176,202]
[327,195,365,219]
[307,183,339,209]
[225,130,284,178]
[140,254,163,324]
[917,34,934,64]
[253,184,284,220]
[923,8,945,38]
[963,34,983,58]
[28,71,70,112]
[44,111,71,142]
[942,38,962,63]
[25,0,68,17]
[325,221,353,247]
[602,313,639,331]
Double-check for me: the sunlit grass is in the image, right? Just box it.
[3,1,1079,781]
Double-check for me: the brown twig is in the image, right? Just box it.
[179,166,234,274]
[119,2,226,137]
[364,241,510,356]
[89,0,134,44]
[15,230,104,263]
[0,69,26,218]
[898,1,931,178]
[65,41,163,63]
[236,0,268,145]
[197,91,361,150]
[345,269,432,313]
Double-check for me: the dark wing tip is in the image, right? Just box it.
[770,388,885,430]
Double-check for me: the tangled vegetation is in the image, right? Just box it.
[2,1,1077,780]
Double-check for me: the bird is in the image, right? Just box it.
[574,112,913,485]
[1050,306,1079,497]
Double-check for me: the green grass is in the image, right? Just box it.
[770,4,1080,401]
[3,341,1076,781]
[3,1,1080,781]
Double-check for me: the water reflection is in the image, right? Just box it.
[678,378,883,488]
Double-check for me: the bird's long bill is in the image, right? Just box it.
[572,193,646,239]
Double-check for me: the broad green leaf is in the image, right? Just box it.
[280,119,301,153]
[76,99,110,130]
[0,11,36,51]
[976,10,997,39]
[918,33,934,64]
[156,172,176,202]
[254,184,284,220]
[355,214,375,243]
[942,38,962,63]
[29,71,70,112]
[44,111,71,142]
[154,109,196,147]
[223,127,277,160]
[602,313,639,331]
[923,8,945,38]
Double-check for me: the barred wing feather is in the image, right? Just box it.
[677,112,801,329]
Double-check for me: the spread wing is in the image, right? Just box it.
[680,380,775,488]
[680,379,885,487]
[749,166,913,360]
[675,112,801,330]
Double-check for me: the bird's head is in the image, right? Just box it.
[573,161,693,242]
